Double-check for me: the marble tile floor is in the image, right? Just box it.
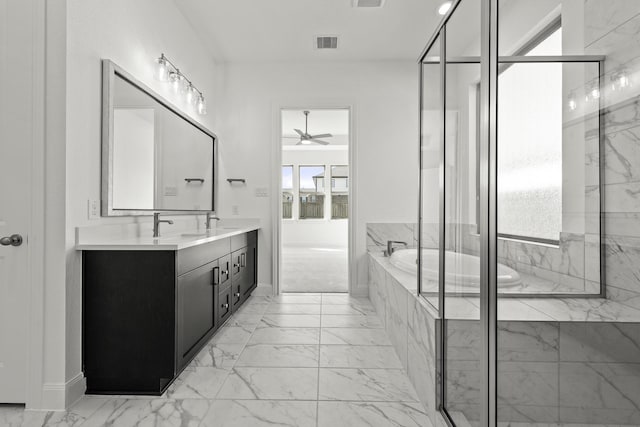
[281,246,349,293]
[0,293,431,427]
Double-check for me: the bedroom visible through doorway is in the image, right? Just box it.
[280,109,350,293]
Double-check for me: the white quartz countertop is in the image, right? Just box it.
[76,224,260,251]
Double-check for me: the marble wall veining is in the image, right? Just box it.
[585,0,640,309]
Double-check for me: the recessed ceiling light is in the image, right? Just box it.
[438,1,452,15]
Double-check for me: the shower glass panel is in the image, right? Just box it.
[420,33,441,310]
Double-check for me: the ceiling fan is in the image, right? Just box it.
[286,110,333,145]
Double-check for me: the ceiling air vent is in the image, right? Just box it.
[316,36,338,49]
[352,0,385,7]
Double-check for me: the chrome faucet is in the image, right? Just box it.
[385,240,407,257]
[205,212,220,230]
[153,212,173,238]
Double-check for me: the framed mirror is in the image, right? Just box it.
[101,60,216,216]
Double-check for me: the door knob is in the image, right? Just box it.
[0,234,23,247]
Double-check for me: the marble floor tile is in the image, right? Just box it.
[318,368,419,402]
[202,400,317,427]
[321,295,372,305]
[281,246,348,293]
[258,314,321,328]
[191,343,245,368]
[265,304,321,315]
[270,294,322,304]
[319,345,403,369]
[0,405,49,427]
[320,327,392,345]
[234,302,270,315]
[321,314,384,328]
[39,396,113,427]
[317,401,431,427]
[321,304,376,315]
[226,313,264,329]
[210,326,254,344]
[217,367,318,400]
[236,344,320,367]
[248,327,320,345]
[83,398,212,427]
[164,367,230,399]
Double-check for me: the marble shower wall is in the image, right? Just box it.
[445,319,640,425]
[584,0,640,309]
[458,224,594,293]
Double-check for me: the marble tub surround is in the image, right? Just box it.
[369,252,640,425]
[459,224,598,295]
[0,292,431,427]
[366,222,418,253]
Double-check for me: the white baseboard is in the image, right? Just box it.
[40,372,86,411]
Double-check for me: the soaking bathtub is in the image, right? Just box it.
[389,248,521,289]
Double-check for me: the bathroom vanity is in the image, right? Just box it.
[79,227,258,395]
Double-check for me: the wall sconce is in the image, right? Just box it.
[154,53,207,115]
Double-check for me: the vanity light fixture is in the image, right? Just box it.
[438,1,452,15]
[611,68,631,91]
[154,53,207,115]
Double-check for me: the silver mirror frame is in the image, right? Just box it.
[101,59,218,216]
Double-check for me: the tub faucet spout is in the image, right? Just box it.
[385,240,407,257]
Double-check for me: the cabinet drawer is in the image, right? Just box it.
[231,249,244,278]
[218,254,231,286]
[218,286,232,324]
[177,238,230,276]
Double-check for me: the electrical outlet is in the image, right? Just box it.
[232,205,239,216]
[255,187,268,197]
[88,199,100,220]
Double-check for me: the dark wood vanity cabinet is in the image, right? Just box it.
[82,230,258,395]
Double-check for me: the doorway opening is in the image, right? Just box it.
[279,108,350,293]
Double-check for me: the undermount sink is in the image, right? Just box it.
[217,227,238,230]
[180,233,211,237]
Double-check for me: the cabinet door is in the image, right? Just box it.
[218,285,232,325]
[177,261,216,369]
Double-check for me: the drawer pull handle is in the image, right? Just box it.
[235,292,240,297]
[222,303,229,309]
[233,263,239,268]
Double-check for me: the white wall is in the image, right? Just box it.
[64,0,220,404]
[215,61,419,294]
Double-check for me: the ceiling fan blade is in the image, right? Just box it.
[309,133,333,139]
[296,141,303,145]
[283,136,301,139]
[293,129,305,136]
[309,139,330,145]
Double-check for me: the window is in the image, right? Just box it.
[299,166,325,219]
[282,166,293,219]
[476,20,563,244]
[497,24,562,243]
[331,165,348,219]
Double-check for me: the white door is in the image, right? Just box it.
[0,0,34,403]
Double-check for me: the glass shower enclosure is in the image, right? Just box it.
[419,0,640,426]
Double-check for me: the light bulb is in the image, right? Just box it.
[197,95,207,115]
[567,91,577,111]
[611,69,630,91]
[185,85,196,104]
[170,72,184,93]
[155,55,169,81]
[438,1,452,15]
